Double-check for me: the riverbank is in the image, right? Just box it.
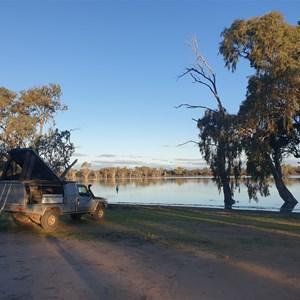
[0,205,300,299]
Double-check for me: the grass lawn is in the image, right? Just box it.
[1,204,300,258]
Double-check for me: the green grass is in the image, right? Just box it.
[1,205,300,255]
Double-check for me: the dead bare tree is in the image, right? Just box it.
[177,36,242,208]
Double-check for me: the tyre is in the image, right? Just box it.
[70,213,83,221]
[40,210,59,231]
[93,205,105,221]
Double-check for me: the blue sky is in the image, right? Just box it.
[1,0,299,169]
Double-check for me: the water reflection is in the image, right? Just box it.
[86,177,213,187]
[84,177,300,213]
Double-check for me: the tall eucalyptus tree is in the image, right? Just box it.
[0,84,74,173]
[220,11,300,207]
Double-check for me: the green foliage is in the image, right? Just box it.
[61,163,300,185]
[0,87,37,149]
[20,83,67,136]
[220,11,300,203]
[33,128,75,174]
[71,165,213,180]
[0,84,67,146]
[220,11,300,74]
[198,110,242,194]
[0,84,74,173]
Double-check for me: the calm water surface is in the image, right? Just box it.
[84,177,300,213]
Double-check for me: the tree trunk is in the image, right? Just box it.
[219,145,235,209]
[221,174,235,209]
[39,119,45,137]
[273,175,298,204]
[267,155,298,205]
[223,185,235,209]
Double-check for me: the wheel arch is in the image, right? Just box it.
[43,206,61,216]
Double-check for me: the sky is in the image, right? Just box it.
[0,0,299,170]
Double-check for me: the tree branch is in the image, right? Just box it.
[178,140,199,147]
[178,36,225,114]
[175,103,218,113]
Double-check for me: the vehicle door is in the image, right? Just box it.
[77,184,92,211]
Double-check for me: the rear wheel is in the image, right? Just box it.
[41,210,59,231]
[93,205,105,221]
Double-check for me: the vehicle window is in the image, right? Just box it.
[6,159,23,179]
[78,186,90,197]
[0,159,7,177]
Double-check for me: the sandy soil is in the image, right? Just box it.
[0,225,300,300]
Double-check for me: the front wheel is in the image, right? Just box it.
[40,210,59,231]
[93,205,105,221]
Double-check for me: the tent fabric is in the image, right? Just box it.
[1,148,62,182]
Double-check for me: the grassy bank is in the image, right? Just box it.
[1,205,300,258]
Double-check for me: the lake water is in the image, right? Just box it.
[83,177,300,213]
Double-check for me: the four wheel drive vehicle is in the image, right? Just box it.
[0,148,108,231]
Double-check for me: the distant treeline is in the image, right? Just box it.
[66,164,300,180]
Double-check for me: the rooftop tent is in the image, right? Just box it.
[1,148,62,182]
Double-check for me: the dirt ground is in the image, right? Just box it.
[0,209,300,300]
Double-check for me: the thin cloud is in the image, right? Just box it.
[174,158,202,163]
[92,159,147,166]
[125,154,150,159]
[151,158,169,162]
[98,154,118,158]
